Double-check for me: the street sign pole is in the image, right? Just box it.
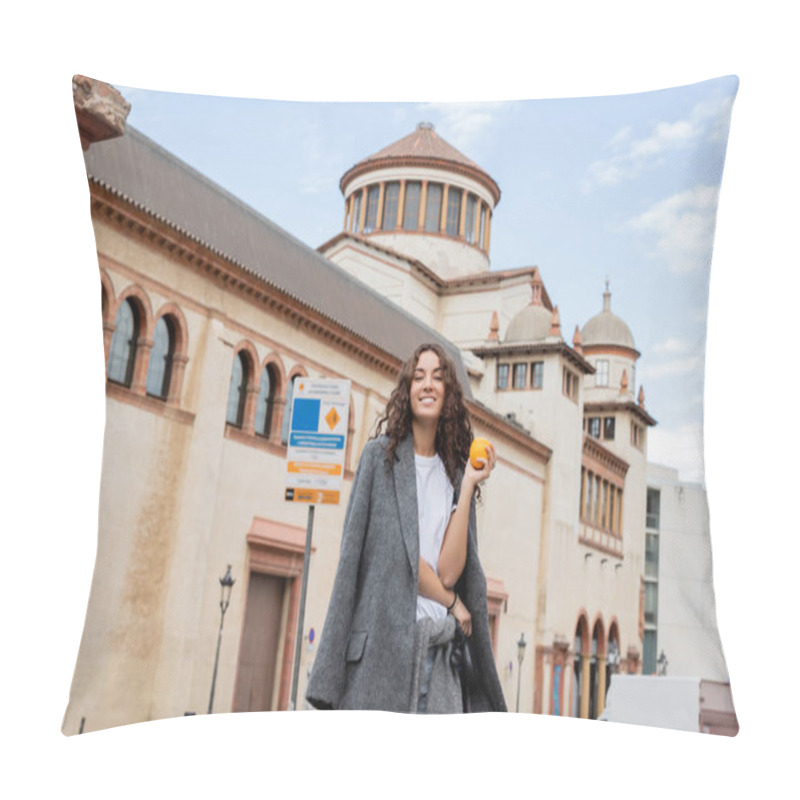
[284,378,351,709]
[290,503,315,710]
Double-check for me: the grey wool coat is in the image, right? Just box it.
[306,433,507,713]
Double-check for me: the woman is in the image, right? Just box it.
[306,343,507,713]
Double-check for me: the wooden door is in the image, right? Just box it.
[233,572,284,712]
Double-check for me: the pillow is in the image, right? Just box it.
[64,74,738,735]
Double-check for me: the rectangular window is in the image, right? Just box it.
[631,422,644,449]
[646,488,661,530]
[587,417,601,438]
[603,416,615,440]
[602,480,609,528]
[596,359,609,386]
[580,468,586,519]
[645,532,659,578]
[497,363,509,390]
[351,192,362,233]
[643,630,657,676]
[424,183,443,232]
[479,205,486,248]
[563,367,578,401]
[644,582,658,626]
[531,361,544,389]
[464,194,477,243]
[585,470,593,522]
[608,487,616,534]
[403,182,421,230]
[446,187,462,236]
[381,182,399,230]
[513,362,527,389]
[364,185,380,233]
[593,475,601,526]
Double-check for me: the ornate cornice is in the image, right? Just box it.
[582,343,641,361]
[91,179,547,460]
[89,180,403,379]
[582,433,630,477]
[583,399,657,427]
[471,340,595,375]
[340,156,501,205]
[467,400,552,466]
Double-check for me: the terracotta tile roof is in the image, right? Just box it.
[83,126,473,397]
[340,123,500,204]
[363,123,484,170]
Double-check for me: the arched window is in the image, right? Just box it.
[226,352,249,427]
[107,299,139,386]
[606,630,620,700]
[281,375,300,445]
[571,628,583,719]
[590,622,601,719]
[146,316,175,399]
[255,365,277,437]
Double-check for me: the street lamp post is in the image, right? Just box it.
[657,650,668,676]
[515,633,527,713]
[208,565,235,714]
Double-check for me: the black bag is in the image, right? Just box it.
[450,628,479,713]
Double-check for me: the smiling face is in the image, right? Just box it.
[409,349,445,425]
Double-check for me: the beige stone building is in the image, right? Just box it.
[64,79,663,733]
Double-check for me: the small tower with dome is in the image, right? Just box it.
[580,281,655,459]
[581,280,640,403]
[471,268,593,446]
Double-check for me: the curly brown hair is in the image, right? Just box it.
[373,343,475,493]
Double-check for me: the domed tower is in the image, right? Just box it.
[581,281,640,403]
[580,280,655,455]
[338,122,501,280]
[471,269,593,445]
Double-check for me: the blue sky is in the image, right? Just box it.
[117,76,738,483]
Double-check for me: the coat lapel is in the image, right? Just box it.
[394,434,419,579]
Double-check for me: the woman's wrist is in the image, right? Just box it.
[446,590,458,612]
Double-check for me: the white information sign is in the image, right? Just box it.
[284,378,351,505]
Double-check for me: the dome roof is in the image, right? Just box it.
[581,287,636,350]
[505,304,554,343]
[505,270,558,343]
[339,122,501,204]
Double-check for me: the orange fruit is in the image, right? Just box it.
[469,437,492,469]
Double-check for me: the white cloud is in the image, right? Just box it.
[653,337,689,355]
[584,95,733,189]
[417,101,507,153]
[626,185,720,273]
[647,423,706,484]
[640,355,704,381]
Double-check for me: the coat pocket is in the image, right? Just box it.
[345,630,368,663]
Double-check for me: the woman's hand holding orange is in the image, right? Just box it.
[465,438,496,487]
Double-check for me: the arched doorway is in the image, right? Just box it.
[571,615,589,718]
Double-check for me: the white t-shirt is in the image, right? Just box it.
[415,452,456,622]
